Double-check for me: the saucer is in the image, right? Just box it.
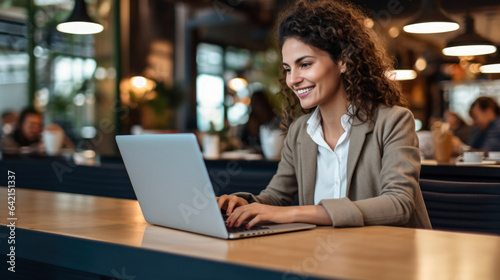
[455,160,497,166]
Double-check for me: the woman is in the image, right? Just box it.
[1,107,75,155]
[240,90,280,148]
[217,0,431,229]
[1,107,43,154]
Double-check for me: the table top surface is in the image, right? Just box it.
[1,187,500,280]
[421,159,500,166]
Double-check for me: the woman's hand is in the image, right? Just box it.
[217,195,333,229]
[225,203,297,229]
[226,204,333,229]
[216,195,249,215]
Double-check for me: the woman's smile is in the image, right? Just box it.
[296,86,315,98]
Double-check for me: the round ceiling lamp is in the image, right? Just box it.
[404,0,459,34]
[442,14,496,56]
[387,51,417,81]
[56,0,103,35]
[480,50,500,73]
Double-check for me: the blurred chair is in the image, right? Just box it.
[419,179,500,235]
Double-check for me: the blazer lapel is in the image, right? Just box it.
[346,117,374,195]
[298,132,317,205]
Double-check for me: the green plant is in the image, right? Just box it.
[143,81,184,129]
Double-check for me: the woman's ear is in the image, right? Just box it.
[338,59,347,73]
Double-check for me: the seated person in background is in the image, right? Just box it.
[1,107,75,155]
[444,110,473,144]
[241,90,280,148]
[1,107,43,154]
[468,97,500,152]
[218,0,431,230]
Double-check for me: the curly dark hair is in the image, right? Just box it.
[276,0,407,131]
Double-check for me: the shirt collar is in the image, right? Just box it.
[306,108,322,136]
[307,105,354,135]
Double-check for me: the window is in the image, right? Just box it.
[196,43,224,132]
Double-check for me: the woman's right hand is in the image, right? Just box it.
[216,195,249,215]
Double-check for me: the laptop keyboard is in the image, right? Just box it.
[226,225,270,233]
[222,214,270,233]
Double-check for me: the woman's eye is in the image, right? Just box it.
[301,63,311,68]
[283,68,291,73]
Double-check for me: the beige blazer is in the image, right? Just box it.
[235,105,432,229]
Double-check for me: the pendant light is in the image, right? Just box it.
[403,0,459,34]
[56,0,103,35]
[442,14,496,56]
[391,69,417,80]
[480,50,500,73]
[388,51,417,81]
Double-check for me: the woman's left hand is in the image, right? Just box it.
[225,203,297,229]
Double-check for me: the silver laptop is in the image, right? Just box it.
[116,133,315,239]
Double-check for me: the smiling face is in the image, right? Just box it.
[282,38,346,110]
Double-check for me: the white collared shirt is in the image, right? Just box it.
[307,107,352,205]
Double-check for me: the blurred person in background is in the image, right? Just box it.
[1,107,43,154]
[468,97,500,152]
[241,90,281,148]
[444,110,473,144]
[1,107,75,155]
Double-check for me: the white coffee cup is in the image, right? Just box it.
[202,134,220,159]
[462,151,484,163]
[488,151,500,161]
[42,130,64,156]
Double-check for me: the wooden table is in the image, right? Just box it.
[1,187,499,280]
